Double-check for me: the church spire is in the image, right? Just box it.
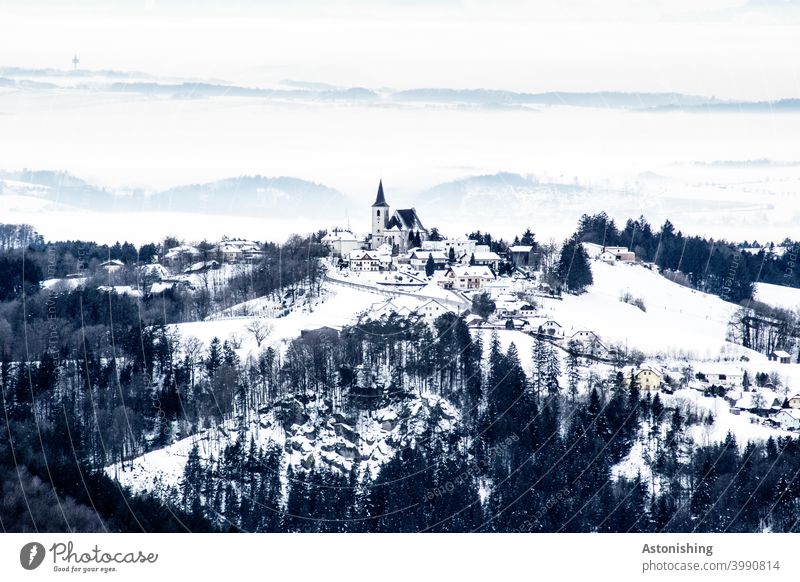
[372,179,389,207]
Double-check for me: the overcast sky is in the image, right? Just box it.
[1,1,799,100]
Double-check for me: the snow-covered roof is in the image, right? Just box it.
[164,244,200,257]
[410,250,447,260]
[447,265,494,279]
[100,259,124,267]
[735,388,782,410]
[771,350,792,358]
[322,230,359,242]
[472,251,501,261]
[350,250,379,261]
[509,245,534,253]
[772,409,800,420]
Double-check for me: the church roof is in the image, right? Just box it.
[372,180,389,207]
[392,208,426,232]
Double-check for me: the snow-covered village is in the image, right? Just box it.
[4,4,800,557]
[3,173,800,535]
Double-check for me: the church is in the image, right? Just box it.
[370,180,428,253]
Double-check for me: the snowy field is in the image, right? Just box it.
[755,282,800,313]
[539,260,744,359]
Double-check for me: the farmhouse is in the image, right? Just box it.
[440,265,495,290]
[529,317,564,340]
[694,364,744,389]
[600,246,636,264]
[623,365,663,391]
[787,394,800,409]
[771,409,800,431]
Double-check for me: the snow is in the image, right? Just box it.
[540,260,746,359]
[755,282,800,313]
[170,283,381,358]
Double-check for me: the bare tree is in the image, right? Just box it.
[246,319,273,348]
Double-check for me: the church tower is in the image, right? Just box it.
[371,180,389,248]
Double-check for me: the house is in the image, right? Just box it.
[215,238,263,262]
[416,299,452,321]
[422,238,477,262]
[529,317,564,340]
[469,247,502,270]
[464,314,485,328]
[367,299,415,320]
[768,350,792,364]
[321,229,363,256]
[164,244,202,268]
[370,181,428,252]
[349,250,381,272]
[694,364,744,389]
[733,388,783,416]
[636,366,663,391]
[569,330,607,355]
[482,278,513,298]
[622,365,663,391]
[440,266,495,290]
[600,246,636,264]
[508,245,536,269]
[770,409,800,430]
[787,394,800,409]
[409,249,448,272]
[494,294,530,318]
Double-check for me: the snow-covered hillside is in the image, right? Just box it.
[755,282,800,313]
[541,260,746,359]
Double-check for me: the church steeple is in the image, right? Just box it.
[372,180,389,207]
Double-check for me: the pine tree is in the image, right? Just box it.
[556,236,593,293]
[566,340,581,402]
[448,246,456,265]
[425,253,435,277]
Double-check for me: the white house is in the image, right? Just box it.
[422,238,477,262]
[409,249,448,271]
[322,229,362,256]
[349,250,381,272]
[469,247,502,270]
[215,238,263,262]
[529,317,564,340]
[771,409,800,430]
[695,364,744,389]
[416,299,452,320]
[600,246,636,264]
[440,265,495,290]
[787,394,800,409]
